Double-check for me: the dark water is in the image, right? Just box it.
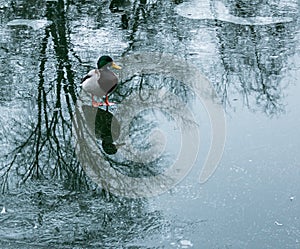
[0,0,300,248]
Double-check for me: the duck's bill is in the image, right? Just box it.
[111,62,122,70]
[115,142,126,149]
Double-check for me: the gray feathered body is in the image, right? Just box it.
[81,68,118,97]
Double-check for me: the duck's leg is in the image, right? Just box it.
[92,95,103,107]
[103,94,115,106]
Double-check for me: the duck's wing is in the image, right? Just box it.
[81,73,92,84]
[81,69,99,84]
[81,70,105,97]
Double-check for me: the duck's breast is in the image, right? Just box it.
[98,70,118,94]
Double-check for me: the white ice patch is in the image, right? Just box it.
[1,206,6,214]
[7,19,52,30]
[175,0,293,25]
[180,239,193,248]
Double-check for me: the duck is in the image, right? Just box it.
[81,55,122,107]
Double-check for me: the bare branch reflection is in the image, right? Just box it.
[1,0,298,193]
[0,0,82,192]
[214,4,297,115]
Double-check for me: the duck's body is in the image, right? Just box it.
[81,68,118,97]
[81,56,121,107]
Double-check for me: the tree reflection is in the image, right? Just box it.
[1,0,297,193]
[73,79,196,197]
[1,0,82,192]
[1,0,169,240]
[215,21,296,115]
[0,180,166,247]
[1,0,195,193]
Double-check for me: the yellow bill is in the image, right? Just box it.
[111,62,122,70]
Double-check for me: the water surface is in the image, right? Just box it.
[0,0,300,248]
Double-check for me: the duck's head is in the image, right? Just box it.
[97,55,122,70]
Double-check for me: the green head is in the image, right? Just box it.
[97,56,113,68]
[97,55,122,69]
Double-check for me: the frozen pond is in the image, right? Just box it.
[0,0,300,248]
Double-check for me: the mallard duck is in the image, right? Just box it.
[81,55,122,107]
